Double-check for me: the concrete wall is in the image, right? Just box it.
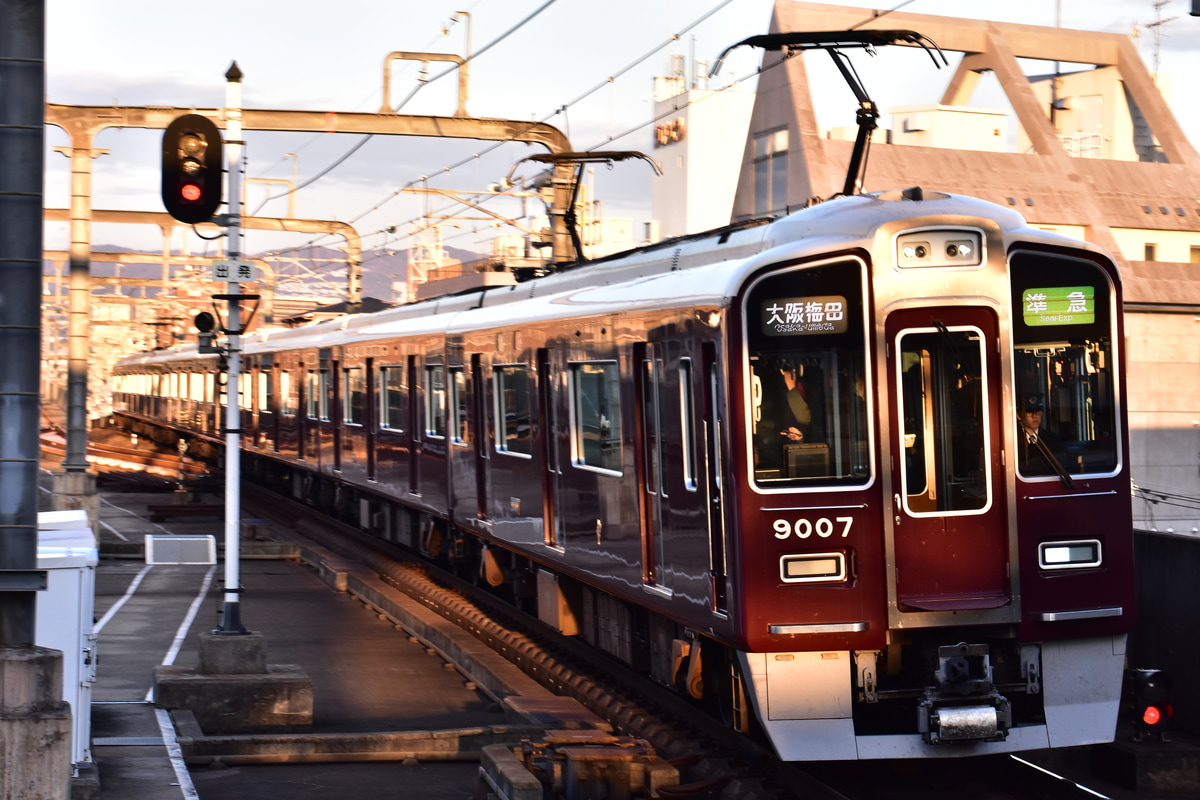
[1130,530,1200,736]
[1125,312,1200,534]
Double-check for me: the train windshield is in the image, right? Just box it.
[743,259,870,489]
[1010,252,1119,477]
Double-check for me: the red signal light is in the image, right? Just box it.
[181,183,202,202]
[1127,668,1174,741]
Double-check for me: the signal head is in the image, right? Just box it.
[162,114,224,224]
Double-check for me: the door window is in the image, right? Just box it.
[896,326,990,514]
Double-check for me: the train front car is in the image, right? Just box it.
[727,190,1134,760]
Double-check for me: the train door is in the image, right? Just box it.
[446,363,471,517]
[702,342,729,613]
[331,359,343,472]
[364,357,376,480]
[886,307,1010,613]
[296,365,308,461]
[471,354,488,519]
[407,356,420,497]
[305,364,330,470]
[537,348,560,547]
[558,353,625,555]
[418,359,449,511]
[633,342,665,585]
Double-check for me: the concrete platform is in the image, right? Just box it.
[77,484,566,800]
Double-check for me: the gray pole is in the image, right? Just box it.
[0,0,45,646]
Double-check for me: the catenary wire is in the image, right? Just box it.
[249,0,558,216]
[261,0,740,263]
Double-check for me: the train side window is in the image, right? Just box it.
[1010,252,1118,477]
[569,361,623,475]
[425,364,447,438]
[495,364,532,457]
[379,365,407,433]
[343,366,365,425]
[280,370,296,416]
[320,369,330,420]
[258,370,272,413]
[679,358,697,491]
[449,367,468,445]
[306,369,329,420]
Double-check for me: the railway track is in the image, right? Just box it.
[39,425,207,482]
[236,481,1121,800]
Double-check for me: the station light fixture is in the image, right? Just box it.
[162,114,224,224]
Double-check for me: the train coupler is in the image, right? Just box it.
[917,642,1012,744]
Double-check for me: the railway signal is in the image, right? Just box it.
[1128,668,1173,741]
[161,113,224,224]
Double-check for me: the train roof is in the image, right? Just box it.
[116,189,1115,368]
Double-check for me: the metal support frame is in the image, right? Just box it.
[0,0,49,646]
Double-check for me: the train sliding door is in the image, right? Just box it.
[886,307,1011,618]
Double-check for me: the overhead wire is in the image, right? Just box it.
[265,0,740,264]
[250,0,557,217]
[1134,484,1200,512]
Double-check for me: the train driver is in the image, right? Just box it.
[1017,393,1063,475]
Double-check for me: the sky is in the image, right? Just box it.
[43,0,1200,269]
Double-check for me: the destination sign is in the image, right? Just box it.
[761,296,848,336]
[1022,286,1095,327]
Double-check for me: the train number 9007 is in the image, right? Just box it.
[773,517,853,540]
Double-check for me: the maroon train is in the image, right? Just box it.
[113,188,1135,760]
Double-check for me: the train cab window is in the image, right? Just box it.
[379,365,407,433]
[897,327,990,513]
[569,361,623,475]
[343,367,365,425]
[425,364,447,438]
[743,260,870,489]
[449,368,468,444]
[1011,253,1118,477]
[495,364,532,457]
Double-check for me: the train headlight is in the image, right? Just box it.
[896,230,983,268]
[1037,539,1102,570]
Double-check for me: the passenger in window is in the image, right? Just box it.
[777,359,812,443]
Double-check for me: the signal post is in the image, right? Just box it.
[153,64,312,732]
